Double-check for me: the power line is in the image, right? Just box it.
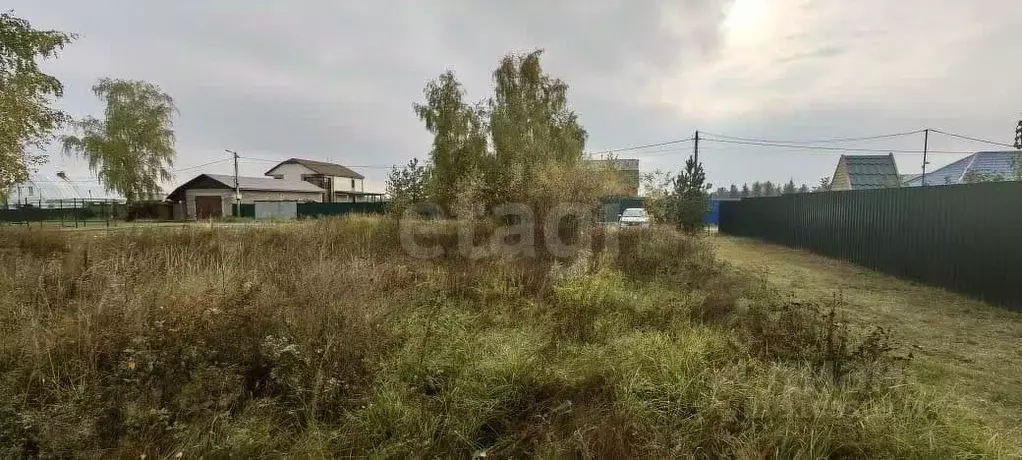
[697,144,966,156]
[928,129,1015,148]
[171,158,231,173]
[701,138,974,154]
[700,129,925,145]
[238,156,395,169]
[586,137,694,157]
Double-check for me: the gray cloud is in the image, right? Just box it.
[9,0,1022,192]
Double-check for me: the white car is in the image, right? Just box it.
[618,207,649,228]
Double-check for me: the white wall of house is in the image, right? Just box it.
[831,163,853,191]
[183,188,322,219]
[265,163,315,182]
[265,163,363,195]
[333,177,364,193]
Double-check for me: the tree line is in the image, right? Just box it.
[708,177,833,199]
[2,12,177,204]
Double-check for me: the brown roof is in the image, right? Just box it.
[266,158,365,179]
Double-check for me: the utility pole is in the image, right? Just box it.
[1014,119,1022,150]
[694,130,700,165]
[226,149,240,217]
[921,129,929,186]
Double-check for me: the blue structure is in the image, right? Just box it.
[705,198,738,226]
[904,151,1020,186]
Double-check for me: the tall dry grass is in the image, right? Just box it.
[0,218,1004,458]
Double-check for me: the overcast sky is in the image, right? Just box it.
[11,0,1022,193]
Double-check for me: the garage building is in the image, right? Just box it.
[166,174,324,219]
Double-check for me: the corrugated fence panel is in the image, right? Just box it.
[718,182,1022,309]
[297,202,388,217]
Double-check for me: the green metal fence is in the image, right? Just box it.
[0,200,170,227]
[297,202,387,218]
[718,182,1022,309]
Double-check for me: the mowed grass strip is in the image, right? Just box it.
[715,235,1022,453]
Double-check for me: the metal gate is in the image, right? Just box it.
[254,201,298,220]
[195,195,223,219]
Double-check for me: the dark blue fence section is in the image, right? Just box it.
[718,183,1022,309]
[705,199,738,226]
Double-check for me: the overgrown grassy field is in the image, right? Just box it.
[0,217,1010,457]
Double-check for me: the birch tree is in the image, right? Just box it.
[62,78,177,202]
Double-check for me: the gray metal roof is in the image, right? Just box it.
[265,158,365,179]
[904,151,1021,186]
[842,154,900,189]
[204,174,325,193]
[165,174,325,202]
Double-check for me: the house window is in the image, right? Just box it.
[27,186,33,196]
[351,179,355,189]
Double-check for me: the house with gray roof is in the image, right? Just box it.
[264,158,382,203]
[830,153,901,191]
[166,173,324,219]
[903,151,1021,186]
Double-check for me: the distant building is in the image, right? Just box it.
[588,158,640,196]
[830,154,901,191]
[899,174,921,185]
[166,174,324,219]
[903,151,1021,186]
[5,173,124,207]
[264,158,383,203]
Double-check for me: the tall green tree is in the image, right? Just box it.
[798,183,809,193]
[741,183,750,198]
[640,169,674,224]
[62,78,177,202]
[413,71,487,212]
[763,181,776,196]
[668,155,708,233]
[782,179,796,194]
[728,184,740,198]
[815,177,832,192]
[751,181,763,197]
[386,157,430,215]
[488,49,587,204]
[0,13,75,198]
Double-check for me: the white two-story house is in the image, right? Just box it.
[264,158,381,203]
